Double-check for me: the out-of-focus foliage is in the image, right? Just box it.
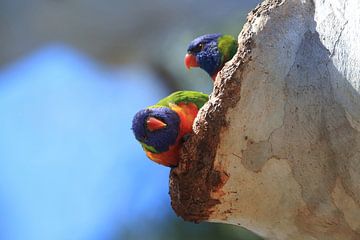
[0,0,261,92]
[0,0,258,65]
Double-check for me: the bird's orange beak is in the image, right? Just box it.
[146,117,167,132]
[184,53,199,69]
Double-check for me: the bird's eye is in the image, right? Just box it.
[193,43,204,52]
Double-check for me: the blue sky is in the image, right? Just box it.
[0,45,173,240]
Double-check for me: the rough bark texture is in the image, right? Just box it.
[170,0,360,239]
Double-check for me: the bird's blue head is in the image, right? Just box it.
[132,107,180,153]
[185,33,223,79]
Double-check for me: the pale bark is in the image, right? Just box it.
[169,0,360,239]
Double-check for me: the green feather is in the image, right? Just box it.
[141,142,159,153]
[150,91,208,109]
[218,35,238,64]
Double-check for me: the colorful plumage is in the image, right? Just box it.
[132,91,208,167]
[184,33,238,81]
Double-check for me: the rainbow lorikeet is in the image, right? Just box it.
[184,33,238,81]
[132,91,208,167]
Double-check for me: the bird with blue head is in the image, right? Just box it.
[132,91,208,167]
[185,33,238,81]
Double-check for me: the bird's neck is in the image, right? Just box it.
[211,71,219,81]
[169,102,199,138]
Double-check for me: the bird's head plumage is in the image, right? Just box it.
[132,107,180,154]
[185,33,238,81]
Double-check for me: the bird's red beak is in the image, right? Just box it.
[184,53,199,69]
[146,117,167,132]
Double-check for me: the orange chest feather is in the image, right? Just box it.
[145,102,199,167]
[170,102,199,138]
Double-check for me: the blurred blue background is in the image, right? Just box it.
[0,1,262,239]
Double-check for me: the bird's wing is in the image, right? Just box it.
[154,91,208,109]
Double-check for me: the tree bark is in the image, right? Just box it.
[169,0,360,239]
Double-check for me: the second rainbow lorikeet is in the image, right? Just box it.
[184,33,238,81]
[132,91,208,167]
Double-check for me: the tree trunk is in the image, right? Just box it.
[169,0,360,239]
